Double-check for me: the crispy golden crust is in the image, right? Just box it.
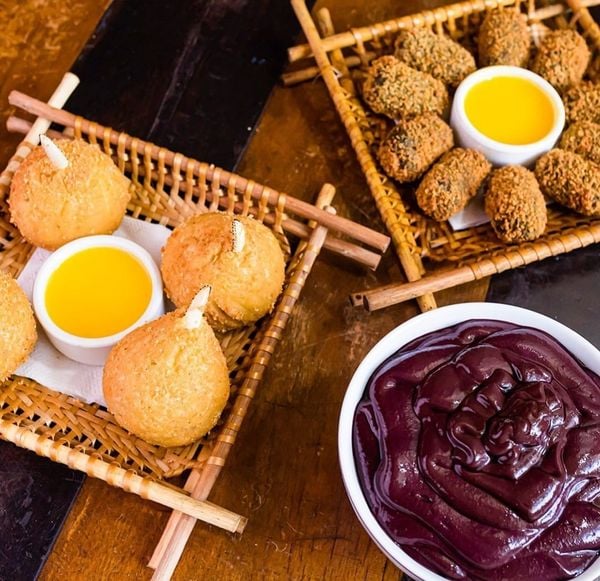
[478,9,531,67]
[0,271,37,381]
[362,56,449,120]
[377,113,454,183]
[9,139,131,250]
[103,311,230,447]
[416,148,491,221]
[535,149,600,216]
[560,121,600,165]
[563,82,600,124]
[485,166,547,243]
[161,213,286,331]
[531,30,590,93]
[394,28,476,87]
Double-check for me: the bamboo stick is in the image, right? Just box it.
[281,54,374,86]
[8,91,390,254]
[0,419,247,533]
[288,0,600,63]
[5,115,382,270]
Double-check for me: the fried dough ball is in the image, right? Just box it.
[485,166,547,243]
[0,271,37,381]
[478,9,531,67]
[9,139,130,250]
[416,148,491,221]
[394,27,476,87]
[161,213,286,331]
[103,304,230,447]
[563,82,600,124]
[535,149,600,216]
[378,113,454,183]
[531,30,590,93]
[560,121,600,165]
[362,56,449,120]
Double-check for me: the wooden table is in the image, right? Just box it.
[0,0,558,579]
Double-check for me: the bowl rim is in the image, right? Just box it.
[451,65,566,154]
[338,302,600,581]
[32,234,164,348]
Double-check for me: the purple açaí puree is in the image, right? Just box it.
[353,320,600,580]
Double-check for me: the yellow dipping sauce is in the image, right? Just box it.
[45,247,152,338]
[464,76,555,145]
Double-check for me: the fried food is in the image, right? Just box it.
[9,139,131,250]
[415,148,491,221]
[563,81,600,124]
[485,166,547,242]
[535,149,600,216]
[377,113,454,183]
[477,8,531,67]
[0,271,37,381]
[531,30,590,93]
[394,27,476,87]
[559,121,600,165]
[362,56,449,120]
[161,213,286,331]
[103,299,230,448]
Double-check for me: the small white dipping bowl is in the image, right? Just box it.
[339,302,600,581]
[33,235,164,366]
[450,66,565,167]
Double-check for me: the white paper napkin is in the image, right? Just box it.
[448,193,490,231]
[15,217,172,406]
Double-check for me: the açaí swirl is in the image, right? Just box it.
[354,320,600,580]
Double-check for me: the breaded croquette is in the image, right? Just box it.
[394,28,476,88]
[535,149,600,216]
[415,148,491,221]
[362,56,449,120]
[531,30,590,93]
[478,9,531,67]
[563,81,600,124]
[559,121,600,165]
[485,166,547,243]
[378,113,454,183]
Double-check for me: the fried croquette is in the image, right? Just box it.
[415,148,491,221]
[394,27,476,87]
[531,30,590,93]
[0,271,37,381]
[535,149,600,216]
[161,213,286,331]
[362,56,449,120]
[9,139,131,250]
[485,166,547,243]
[377,113,454,183]
[559,121,600,165]
[478,9,531,67]
[103,307,230,447]
[563,81,600,124]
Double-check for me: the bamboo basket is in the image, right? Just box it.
[0,76,387,555]
[288,0,600,312]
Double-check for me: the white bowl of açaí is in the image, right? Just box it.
[340,302,600,580]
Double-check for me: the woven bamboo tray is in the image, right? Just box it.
[289,0,600,312]
[1,75,388,577]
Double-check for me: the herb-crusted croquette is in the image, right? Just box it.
[362,56,449,120]
[559,121,600,165]
[535,149,600,216]
[415,148,491,221]
[485,166,547,243]
[478,9,531,67]
[531,30,590,93]
[563,82,600,124]
[394,28,476,87]
[378,113,454,183]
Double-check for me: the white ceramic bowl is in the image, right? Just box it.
[33,235,164,366]
[339,302,600,581]
[450,66,565,167]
